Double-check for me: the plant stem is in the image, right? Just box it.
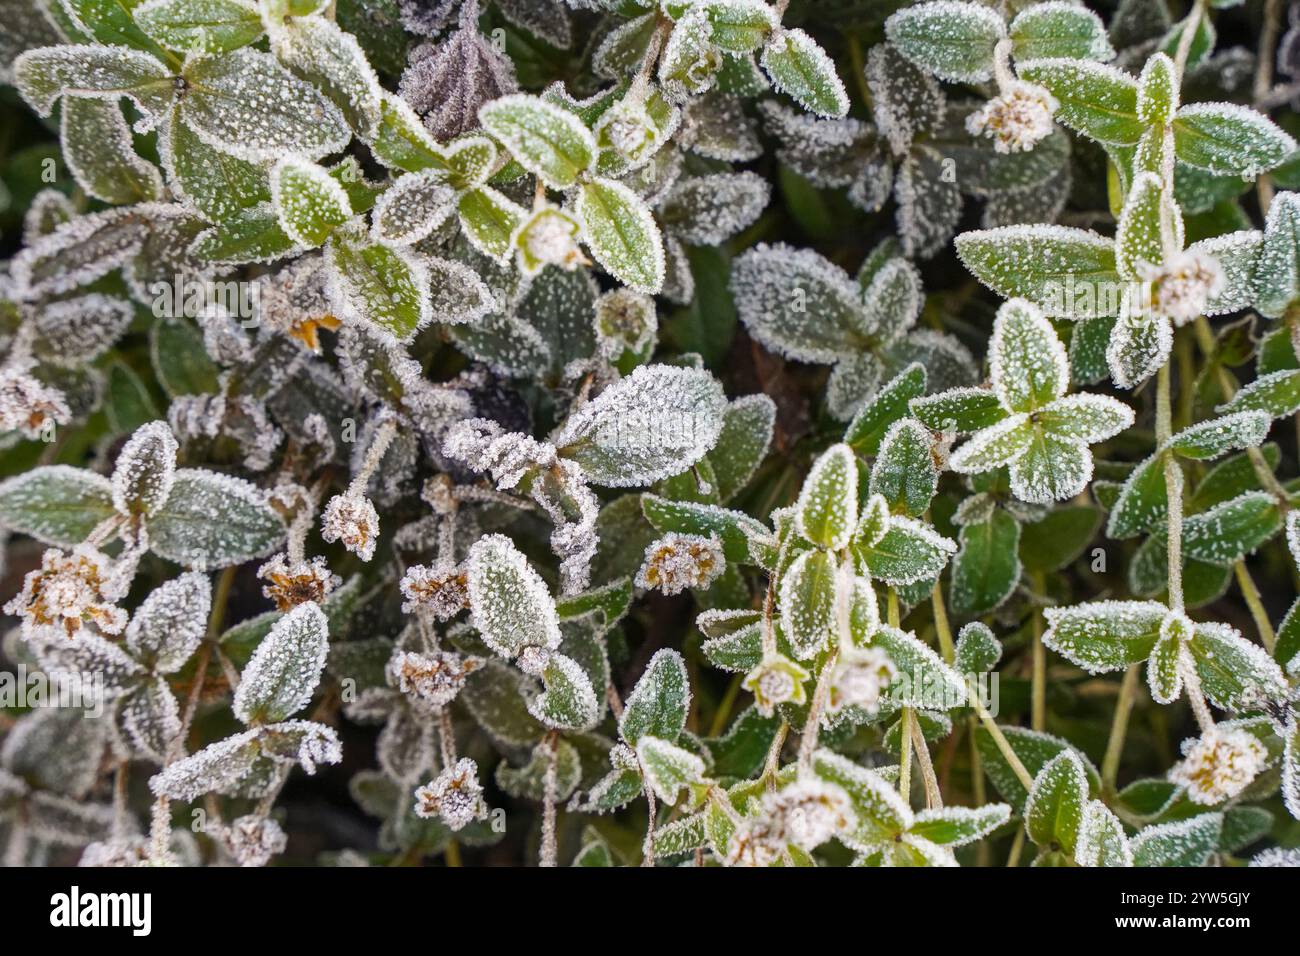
[1006,828,1026,867]
[641,783,657,868]
[910,716,942,809]
[1173,0,1208,78]
[1234,562,1277,653]
[968,682,1035,792]
[1030,571,1046,732]
[1256,0,1283,210]
[898,707,914,802]
[1101,664,1140,796]
[931,578,955,664]
[1156,362,1186,610]
[540,732,559,867]
[797,648,837,768]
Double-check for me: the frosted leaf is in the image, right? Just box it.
[396,0,461,36]
[22,189,75,245]
[496,0,571,49]
[780,549,836,660]
[1173,102,1297,177]
[119,676,182,763]
[11,205,154,300]
[825,353,881,422]
[517,646,599,731]
[635,734,706,805]
[28,627,143,696]
[2,708,109,798]
[1189,230,1262,316]
[1024,750,1087,854]
[1288,510,1300,570]
[576,177,665,293]
[400,12,518,141]
[759,28,848,119]
[426,255,494,325]
[757,100,874,190]
[61,95,163,205]
[14,44,175,119]
[111,420,177,518]
[0,466,116,548]
[132,0,264,54]
[859,258,922,345]
[1106,293,1172,388]
[1284,715,1299,821]
[619,648,689,746]
[796,443,858,551]
[480,93,594,188]
[870,419,938,519]
[148,728,264,800]
[270,155,352,248]
[1037,394,1134,444]
[268,14,383,136]
[28,293,134,366]
[658,8,722,102]
[371,169,457,246]
[233,601,329,725]
[1254,192,1300,319]
[126,571,211,673]
[1041,600,1166,674]
[1187,620,1287,710]
[466,533,562,658]
[894,148,963,260]
[146,468,287,570]
[885,1,1005,83]
[730,243,866,363]
[677,92,761,162]
[947,415,1033,474]
[1008,430,1092,503]
[658,171,771,246]
[178,48,351,163]
[552,364,726,486]
[865,43,945,156]
[326,228,432,342]
[26,792,116,848]
[1075,800,1133,867]
[989,299,1068,413]
[1131,812,1222,867]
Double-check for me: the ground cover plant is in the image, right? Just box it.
[1,0,1300,868]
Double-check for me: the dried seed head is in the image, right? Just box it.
[0,364,70,439]
[399,564,470,620]
[4,546,127,638]
[965,81,1058,154]
[257,553,340,611]
[321,493,380,562]
[414,757,488,830]
[388,648,482,709]
[1169,727,1268,805]
[635,532,725,595]
[211,815,287,867]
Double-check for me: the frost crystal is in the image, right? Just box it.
[1169,728,1268,806]
[1137,249,1225,326]
[233,601,329,726]
[3,546,127,638]
[635,532,726,596]
[466,533,562,657]
[414,757,488,830]
[321,493,381,562]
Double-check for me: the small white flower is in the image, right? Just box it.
[414,758,488,831]
[321,493,380,562]
[4,546,127,638]
[1138,249,1225,326]
[514,207,587,274]
[1169,727,1268,805]
[761,778,855,850]
[742,652,810,717]
[635,532,726,595]
[0,364,70,439]
[966,81,1058,154]
[211,815,287,867]
[724,818,784,867]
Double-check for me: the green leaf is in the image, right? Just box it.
[575,177,665,294]
[232,601,327,725]
[1218,369,1300,419]
[1116,171,1179,279]
[910,387,1007,435]
[779,548,836,660]
[1132,814,1222,867]
[704,0,777,53]
[846,364,927,455]
[1010,4,1113,61]
[134,0,263,53]
[1253,191,1300,319]
[0,466,117,547]
[951,510,1021,616]
[15,44,175,119]
[1076,800,1133,867]
[191,204,297,264]
[465,533,562,659]
[1017,59,1143,145]
[975,725,1100,812]
[870,420,938,518]
[955,225,1120,319]
[759,27,848,119]
[148,469,286,569]
[1186,621,1287,710]
[1042,600,1166,673]
[522,649,599,731]
[909,804,1010,846]
[150,316,221,397]
[271,156,352,248]
[1106,452,1168,538]
[367,92,444,173]
[1019,504,1101,573]
[811,749,911,845]
[619,649,690,746]
[325,229,430,341]
[990,299,1069,412]
[886,1,1005,83]
[1173,103,1297,177]
[1024,751,1088,855]
[954,622,1002,674]
[61,96,162,204]
[1182,491,1281,566]
[711,395,775,501]
[796,443,857,550]
[62,0,174,57]
[872,625,967,710]
[479,94,595,188]
[855,517,956,587]
[162,113,269,220]
[636,735,706,804]
[1136,52,1178,128]
[457,186,527,262]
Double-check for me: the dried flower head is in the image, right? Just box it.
[635,532,725,595]
[0,364,70,439]
[414,757,488,830]
[825,645,898,719]
[211,815,288,867]
[4,546,127,638]
[321,493,380,562]
[1139,250,1226,326]
[257,554,340,611]
[399,564,470,620]
[1169,728,1268,805]
[965,81,1058,154]
[388,648,483,709]
[761,778,855,850]
[724,816,784,867]
[742,652,811,717]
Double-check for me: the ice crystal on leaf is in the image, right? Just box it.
[466,533,562,658]
[233,601,329,725]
